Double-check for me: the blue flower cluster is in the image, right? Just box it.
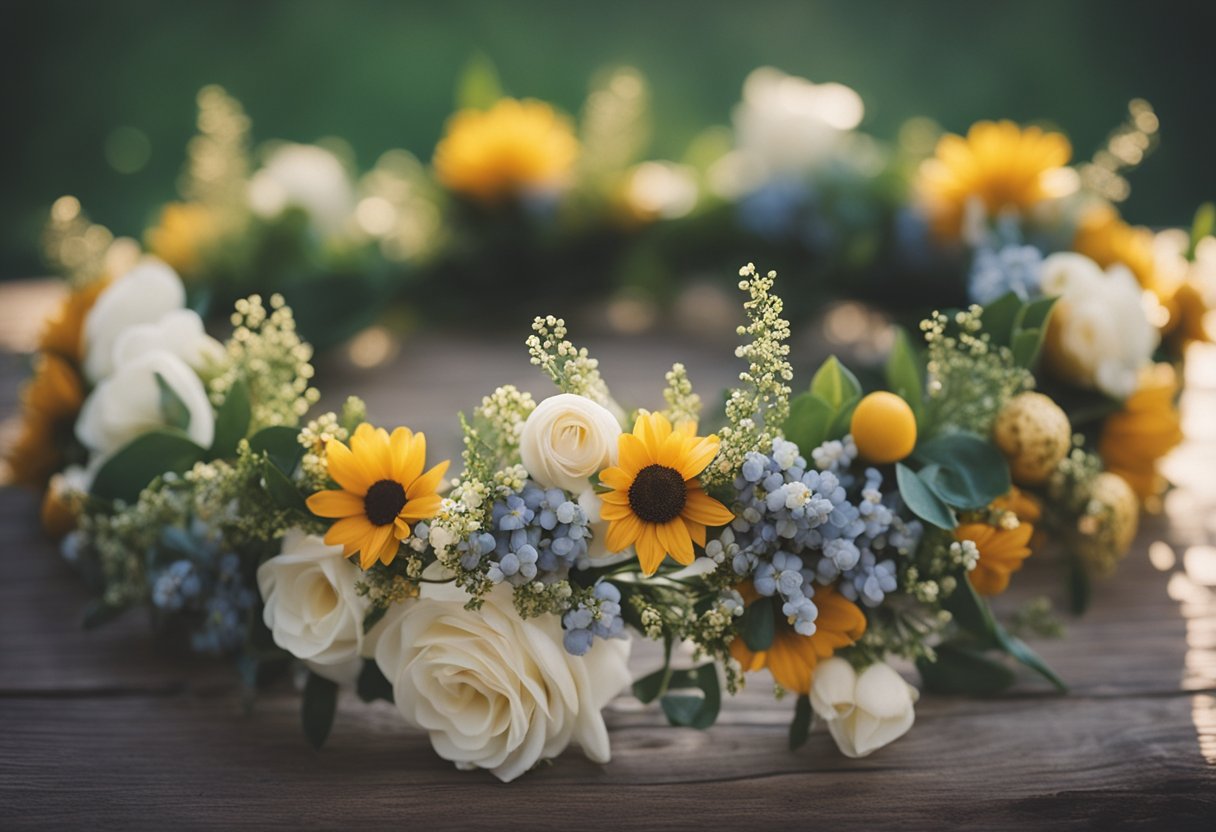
[147,522,256,655]
[562,582,625,656]
[482,482,592,586]
[968,243,1044,305]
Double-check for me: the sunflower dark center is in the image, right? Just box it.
[628,464,687,524]
[364,479,407,526]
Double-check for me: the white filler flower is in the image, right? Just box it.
[810,657,918,758]
[375,581,631,782]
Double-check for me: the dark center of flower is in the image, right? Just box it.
[364,479,407,526]
[628,464,687,524]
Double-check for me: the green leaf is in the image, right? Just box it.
[263,458,307,512]
[885,327,925,422]
[209,379,251,458]
[783,392,835,453]
[301,671,339,749]
[1010,328,1046,369]
[90,429,208,503]
[455,53,502,110]
[827,394,861,441]
[659,664,721,730]
[995,629,1068,692]
[789,694,813,750]
[1014,296,1058,334]
[981,292,1023,348]
[633,666,668,704]
[809,356,862,410]
[1069,555,1092,615]
[740,596,776,651]
[154,373,192,432]
[913,432,1011,510]
[895,463,957,530]
[917,641,1017,695]
[1189,202,1215,260]
[943,572,999,644]
[363,604,388,635]
[248,426,305,475]
[355,660,394,704]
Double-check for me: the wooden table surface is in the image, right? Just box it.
[1,282,1214,829]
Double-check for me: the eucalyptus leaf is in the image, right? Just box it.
[895,463,957,530]
[90,429,208,503]
[789,694,814,750]
[942,571,999,644]
[995,629,1068,692]
[740,596,776,651]
[302,671,339,749]
[659,664,721,730]
[809,356,862,410]
[914,432,1011,510]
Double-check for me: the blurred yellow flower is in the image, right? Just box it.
[1073,204,1160,292]
[433,98,579,202]
[7,354,85,488]
[37,277,109,364]
[957,518,1034,596]
[918,120,1073,240]
[147,202,219,278]
[729,582,866,695]
[1098,363,1183,502]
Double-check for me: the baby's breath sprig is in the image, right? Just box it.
[706,264,793,486]
[526,316,617,410]
[661,363,702,426]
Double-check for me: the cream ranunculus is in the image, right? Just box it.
[83,257,188,382]
[810,657,918,758]
[75,349,215,459]
[257,530,374,684]
[1040,252,1158,399]
[112,308,224,374]
[519,393,622,495]
[374,581,632,782]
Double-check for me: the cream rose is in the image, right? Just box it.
[1040,252,1157,399]
[810,657,918,758]
[83,257,188,382]
[257,530,373,684]
[112,308,224,373]
[374,582,632,782]
[76,349,215,459]
[519,393,621,494]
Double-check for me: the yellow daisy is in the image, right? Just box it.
[598,411,735,576]
[918,120,1073,240]
[306,423,449,569]
[1098,363,1183,502]
[433,98,579,203]
[956,520,1035,596]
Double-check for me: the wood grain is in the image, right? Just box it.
[1,281,1214,828]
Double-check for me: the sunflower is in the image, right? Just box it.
[433,98,579,203]
[1098,363,1183,503]
[598,411,735,576]
[305,423,449,569]
[956,519,1034,596]
[729,583,867,695]
[918,120,1073,240]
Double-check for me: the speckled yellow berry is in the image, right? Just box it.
[1078,471,1140,576]
[850,392,917,464]
[992,392,1071,486]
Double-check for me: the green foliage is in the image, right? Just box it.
[209,378,251,458]
[1188,202,1215,260]
[247,425,308,512]
[455,53,503,110]
[789,694,814,750]
[781,355,862,452]
[739,595,776,651]
[155,373,192,432]
[982,292,1058,370]
[810,356,862,409]
[913,432,1011,510]
[356,660,394,704]
[895,462,957,529]
[917,641,1016,695]
[90,429,207,503]
[301,671,339,749]
[885,327,925,424]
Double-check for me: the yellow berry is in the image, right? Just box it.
[992,392,1071,486]
[850,392,917,464]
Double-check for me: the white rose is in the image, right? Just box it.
[374,582,632,782]
[519,393,621,494]
[76,349,215,459]
[248,143,355,237]
[810,658,918,758]
[112,308,224,373]
[257,530,373,684]
[1041,252,1158,399]
[83,257,187,381]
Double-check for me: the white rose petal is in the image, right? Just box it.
[519,393,622,494]
[83,257,187,382]
[810,658,917,758]
[112,308,225,373]
[375,582,631,782]
[76,349,214,459]
[257,530,376,684]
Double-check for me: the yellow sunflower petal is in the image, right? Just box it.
[396,431,426,488]
[600,498,633,521]
[605,513,642,553]
[306,489,365,519]
[635,524,667,575]
[399,494,442,522]
[617,433,651,475]
[324,440,373,495]
[656,517,694,566]
[324,515,375,547]
[656,432,689,469]
[388,427,414,483]
[686,519,707,548]
[676,436,720,480]
[407,459,449,500]
[360,524,395,570]
[393,516,412,540]
[599,467,633,491]
[682,488,736,527]
[352,424,393,482]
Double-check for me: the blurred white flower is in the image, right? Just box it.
[83,257,186,382]
[625,161,699,220]
[249,143,355,237]
[1041,252,1158,399]
[112,308,224,373]
[810,657,917,758]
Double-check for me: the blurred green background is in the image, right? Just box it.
[3,0,1213,278]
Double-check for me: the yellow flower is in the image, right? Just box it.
[991,486,1042,525]
[1098,363,1183,502]
[433,98,579,202]
[6,354,85,488]
[1162,281,1211,348]
[305,423,449,569]
[147,202,219,279]
[598,411,735,576]
[729,582,867,695]
[956,519,1034,596]
[918,120,1072,240]
[38,277,109,364]
[1073,204,1161,293]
